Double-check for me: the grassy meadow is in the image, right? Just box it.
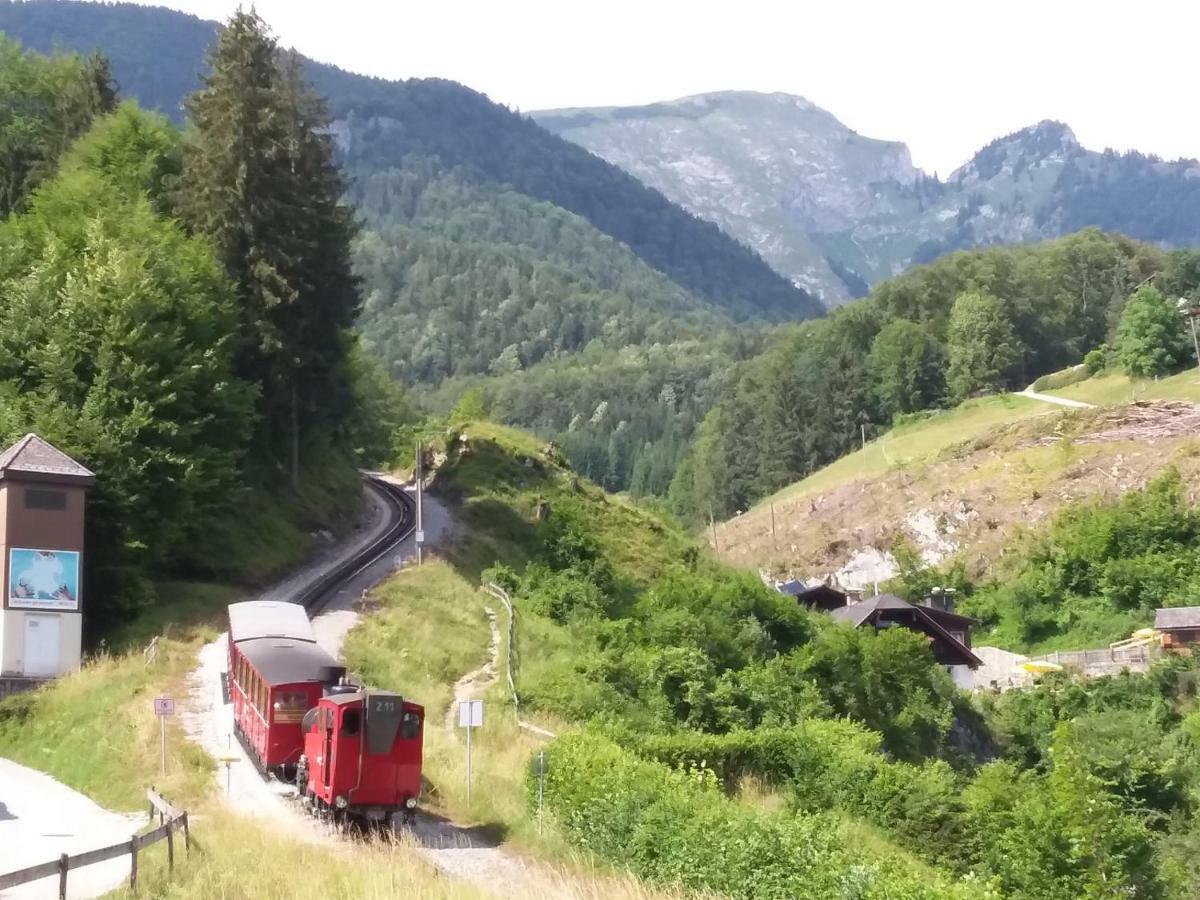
[754,393,1047,510]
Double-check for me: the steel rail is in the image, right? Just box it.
[296,474,416,615]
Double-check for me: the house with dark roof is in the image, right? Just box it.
[0,434,94,691]
[777,580,851,613]
[1155,607,1200,650]
[830,594,981,669]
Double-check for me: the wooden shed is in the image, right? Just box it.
[1154,607,1200,650]
[0,434,94,688]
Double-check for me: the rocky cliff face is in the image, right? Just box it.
[536,95,1200,306]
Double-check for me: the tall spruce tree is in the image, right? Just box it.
[178,12,359,481]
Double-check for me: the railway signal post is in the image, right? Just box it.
[459,699,483,804]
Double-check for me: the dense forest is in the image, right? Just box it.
[0,0,832,499]
[0,22,396,636]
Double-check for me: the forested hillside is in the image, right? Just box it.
[0,23,394,636]
[0,0,826,499]
[673,230,1200,521]
[0,1,819,321]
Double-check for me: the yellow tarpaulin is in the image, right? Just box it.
[1021,661,1064,674]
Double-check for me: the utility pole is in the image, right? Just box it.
[709,507,719,559]
[1186,302,1200,370]
[415,441,424,565]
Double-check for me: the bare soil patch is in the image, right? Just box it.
[717,401,1200,585]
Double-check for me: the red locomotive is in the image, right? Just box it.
[227,601,345,778]
[226,600,425,823]
[297,689,425,826]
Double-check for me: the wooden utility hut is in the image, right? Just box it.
[1155,607,1200,650]
[830,594,981,669]
[0,434,94,686]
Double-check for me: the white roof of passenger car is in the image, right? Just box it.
[228,601,315,644]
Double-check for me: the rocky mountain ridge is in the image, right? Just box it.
[536,93,1200,305]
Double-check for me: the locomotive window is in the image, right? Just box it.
[301,708,320,733]
[400,711,421,740]
[341,709,362,737]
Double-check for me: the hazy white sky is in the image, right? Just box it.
[123,0,1198,175]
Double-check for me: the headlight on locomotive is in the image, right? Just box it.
[335,795,349,809]
[405,796,417,809]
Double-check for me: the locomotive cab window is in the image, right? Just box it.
[341,709,362,737]
[400,711,421,740]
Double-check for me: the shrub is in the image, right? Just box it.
[533,731,992,900]
[1115,286,1191,377]
[1083,346,1109,375]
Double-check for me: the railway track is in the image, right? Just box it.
[295,474,416,615]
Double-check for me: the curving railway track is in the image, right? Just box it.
[296,473,416,616]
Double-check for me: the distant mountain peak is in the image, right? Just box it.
[952,120,1081,183]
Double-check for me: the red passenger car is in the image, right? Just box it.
[227,601,344,778]
[297,689,424,825]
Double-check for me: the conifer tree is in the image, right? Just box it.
[178,12,359,481]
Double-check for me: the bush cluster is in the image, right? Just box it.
[533,731,993,900]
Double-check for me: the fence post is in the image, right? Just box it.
[147,787,155,821]
[129,834,138,894]
[58,852,68,900]
[182,811,190,854]
[167,821,175,873]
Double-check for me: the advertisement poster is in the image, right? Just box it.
[8,548,80,611]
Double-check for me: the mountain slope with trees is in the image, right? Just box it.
[672,230,1200,522]
[537,94,1200,305]
[0,0,821,323]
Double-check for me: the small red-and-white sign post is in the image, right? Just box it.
[154,697,175,776]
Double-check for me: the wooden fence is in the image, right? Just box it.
[482,581,556,741]
[0,787,190,898]
[483,581,519,709]
[1029,643,1157,673]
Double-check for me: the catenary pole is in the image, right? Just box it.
[415,441,424,565]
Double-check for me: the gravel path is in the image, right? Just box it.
[0,758,143,899]
[443,606,499,733]
[1018,386,1096,409]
